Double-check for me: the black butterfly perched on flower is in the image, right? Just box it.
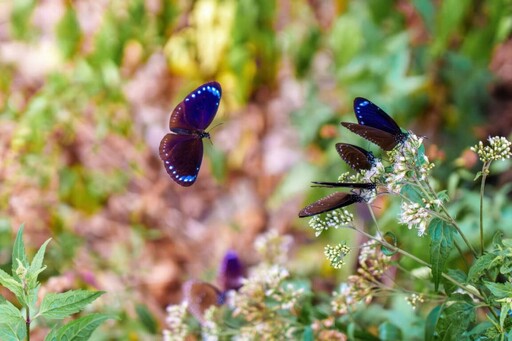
[341,97,408,151]
[298,192,366,218]
[183,250,244,323]
[159,82,222,186]
[335,143,376,172]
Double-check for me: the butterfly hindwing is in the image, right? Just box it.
[159,133,204,186]
[183,280,224,324]
[335,143,375,171]
[298,193,362,218]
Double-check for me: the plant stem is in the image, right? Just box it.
[479,162,490,256]
[355,226,484,300]
[26,304,30,341]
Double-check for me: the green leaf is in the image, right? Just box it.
[429,218,455,291]
[135,304,157,334]
[378,322,402,341]
[467,252,496,282]
[27,238,51,289]
[483,282,512,299]
[10,0,36,40]
[0,320,26,341]
[53,313,112,341]
[0,268,24,301]
[400,184,423,204]
[473,171,482,181]
[443,269,467,296]
[11,225,28,282]
[56,6,81,59]
[0,301,23,324]
[425,305,442,341]
[38,290,105,320]
[435,299,475,340]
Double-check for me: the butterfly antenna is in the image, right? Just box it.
[209,122,224,133]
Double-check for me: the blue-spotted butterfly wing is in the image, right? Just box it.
[311,181,375,190]
[183,280,225,324]
[353,97,402,135]
[170,82,222,131]
[342,97,408,151]
[335,143,375,171]
[341,122,401,151]
[299,192,363,218]
[160,82,222,186]
[159,134,203,186]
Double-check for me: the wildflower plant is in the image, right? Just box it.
[308,131,512,340]
[0,225,111,341]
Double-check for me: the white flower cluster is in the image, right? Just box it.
[398,201,430,236]
[471,136,512,163]
[405,293,425,310]
[254,229,293,265]
[324,243,351,269]
[308,209,354,237]
[163,302,189,341]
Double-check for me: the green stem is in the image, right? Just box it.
[26,304,30,341]
[354,226,484,300]
[479,162,490,256]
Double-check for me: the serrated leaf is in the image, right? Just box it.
[467,252,497,282]
[425,305,442,341]
[11,225,28,282]
[483,282,512,299]
[0,301,23,324]
[429,218,455,291]
[38,290,104,320]
[45,325,59,341]
[0,319,26,341]
[27,238,51,289]
[0,268,24,300]
[54,313,112,341]
[435,299,475,340]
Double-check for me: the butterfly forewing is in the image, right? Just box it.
[159,134,204,186]
[353,97,402,135]
[183,280,224,324]
[299,193,363,218]
[170,82,222,131]
[335,143,375,171]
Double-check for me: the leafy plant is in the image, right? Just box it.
[0,225,111,341]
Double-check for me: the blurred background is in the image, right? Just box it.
[0,0,511,338]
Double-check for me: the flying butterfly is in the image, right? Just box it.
[159,82,222,186]
[341,97,408,151]
[183,251,244,323]
[336,143,376,172]
[298,192,365,218]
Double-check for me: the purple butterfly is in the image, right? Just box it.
[159,82,222,186]
[341,97,408,151]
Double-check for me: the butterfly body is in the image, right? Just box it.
[341,97,407,151]
[311,181,376,190]
[159,82,222,186]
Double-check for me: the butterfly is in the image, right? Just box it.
[341,97,408,151]
[298,192,365,218]
[159,82,222,186]
[336,143,376,172]
[183,250,244,323]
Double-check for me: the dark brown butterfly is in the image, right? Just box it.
[336,143,376,172]
[341,97,408,151]
[299,192,365,218]
[159,82,221,186]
